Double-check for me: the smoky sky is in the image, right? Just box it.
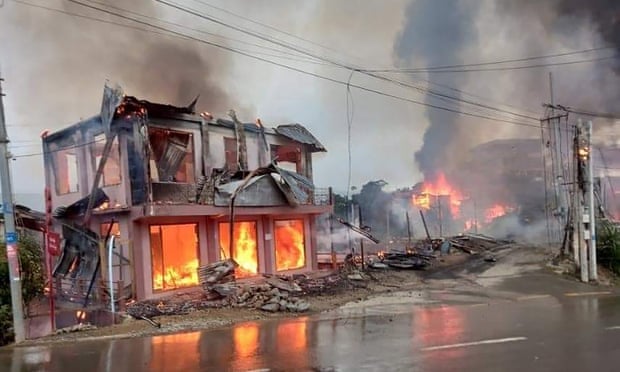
[395,0,620,180]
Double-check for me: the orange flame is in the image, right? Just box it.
[485,204,510,223]
[412,172,464,217]
[464,219,479,231]
[275,220,306,271]
[153,258,199,291]
[219,222,259,278]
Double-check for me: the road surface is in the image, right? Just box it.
[3,245,620,371]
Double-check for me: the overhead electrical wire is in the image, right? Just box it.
[58,0,541,130]
[372,55,618,74]
[12,0,331,65]
[364,46,614,72]
[12,1,549,160]
[154,0,541,123]
[191,0,543,118]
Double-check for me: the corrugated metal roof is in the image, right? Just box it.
[275,124,326,152]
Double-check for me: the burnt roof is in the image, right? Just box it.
[275,124,326,152]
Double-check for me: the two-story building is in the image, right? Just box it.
[43,94,332,301]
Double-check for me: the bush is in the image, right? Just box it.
[597,220,620,275]
[0,233,46,345]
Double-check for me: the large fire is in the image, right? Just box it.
[274,220,306,271]
[412,172,464,217]
[153,259,198,291]
[219,222,259,278]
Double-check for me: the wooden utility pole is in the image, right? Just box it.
[0,76,26,342]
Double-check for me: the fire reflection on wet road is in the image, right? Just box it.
[4,290,620,371]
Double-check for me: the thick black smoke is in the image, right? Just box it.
[395,0,620,179]
[394,0,477,179]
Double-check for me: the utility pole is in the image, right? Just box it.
[549,74,567,236]
[0,76,26,342]
[576,119,588,282]
[586,120,598,281]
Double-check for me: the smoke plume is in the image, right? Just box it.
[395,0,620,179]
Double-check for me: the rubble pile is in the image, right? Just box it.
[230,279,310,313]
[448,234,512,254]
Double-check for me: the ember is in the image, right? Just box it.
[412,172,464,217]
[219,222,259,278]
[274,219,306,271]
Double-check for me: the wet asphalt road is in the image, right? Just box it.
[3,273,620,372]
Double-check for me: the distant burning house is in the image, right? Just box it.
[43,92,332,301]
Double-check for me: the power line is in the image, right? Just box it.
[365,46,614,72]
[190,0,542,119]
[63,0,541,129]
[12,0,330,65]
[155,0,540,123]
[374,55,618,74]
[189,0,352,62]
[81,0,326,63]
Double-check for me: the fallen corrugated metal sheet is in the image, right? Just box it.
[275,124,326,152]
[214,165,315,207]
[214,175,288,207]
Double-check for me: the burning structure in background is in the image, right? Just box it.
[394,0,620,240]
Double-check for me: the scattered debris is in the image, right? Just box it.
[54,323,97,335]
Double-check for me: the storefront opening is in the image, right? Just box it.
[274,219,305,271]
[150,224,199,291]
[218,221,258,278]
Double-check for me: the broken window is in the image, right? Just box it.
[54,148,79,195]
[93,134,121,186]
[218,221,258,277]
[274,219,306,271]
[148,127,195,183]
[224,137,238,172]
[270,144,302,174]
[150,224,199,291]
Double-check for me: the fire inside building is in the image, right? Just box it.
[43,87,333,306]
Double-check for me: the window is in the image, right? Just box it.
[54,148,79,194]
[150,224,199,291]
[148,128,195,183]
[270,144,301,173]
[218,221,258,277]
[224,137,238,171]
[93,134,121,186]
[274,219,306,271]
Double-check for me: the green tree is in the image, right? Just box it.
[0,233,45,345]
[352,180,390,239]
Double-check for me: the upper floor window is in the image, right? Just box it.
[54,148,79,195]
[93,134,121,186]
[148,127,195,183]
[271,144,301,173]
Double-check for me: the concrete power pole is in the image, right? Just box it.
[586,120,598,281]
[0,77,26,342]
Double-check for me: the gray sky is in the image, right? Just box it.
[1,0,619,209]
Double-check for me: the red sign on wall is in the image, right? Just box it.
[47,232,61,256]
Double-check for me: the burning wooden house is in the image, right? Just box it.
[42,88,333,301]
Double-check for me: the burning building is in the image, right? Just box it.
[43,89,332,301]
[408,139,544,236]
